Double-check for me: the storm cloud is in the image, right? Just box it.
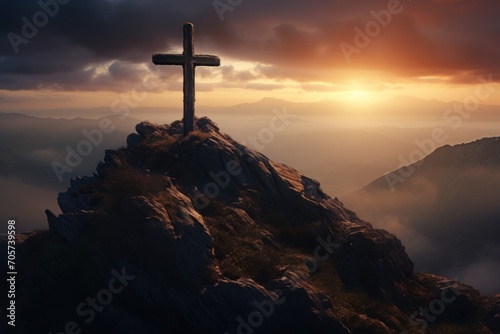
[0,0,499,92]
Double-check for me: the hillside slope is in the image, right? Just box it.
[2,118,499,333]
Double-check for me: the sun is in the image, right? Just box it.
[344,89,372,105]
[352,90,366,98]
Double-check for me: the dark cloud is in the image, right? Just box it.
[0,0,499,92]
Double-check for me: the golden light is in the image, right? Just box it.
[343,89,374,105]
[352,90,366,98]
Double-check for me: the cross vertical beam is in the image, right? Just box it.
[152,22,220,136]
[183,23,195,136]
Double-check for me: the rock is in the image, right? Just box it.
[46,209,85,242]
[487,313,500,333]
[197,116,220,132]
[120,194,217,289]
[126,133,142,149]
[263,271,351,334]
[96,160,107,177]
[258,229,281,249]
[58,176,97,214]
[135,121,159,137]
[11,116,491,334]
[104,149,121,167]
[192,275,350,334]
[331,220,414,295]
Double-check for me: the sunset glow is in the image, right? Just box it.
[2,2,500,331]
[1,0,499,111]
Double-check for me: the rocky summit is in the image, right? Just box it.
[2,118,499,334]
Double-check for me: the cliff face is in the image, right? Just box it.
[4,118,499,333]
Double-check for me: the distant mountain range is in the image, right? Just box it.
[7,96,500,126]
[343,137,500,295]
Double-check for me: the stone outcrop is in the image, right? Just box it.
[8,118,498,334]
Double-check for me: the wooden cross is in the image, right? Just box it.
[152,22,220,136]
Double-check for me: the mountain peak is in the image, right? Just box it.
[6,118,499,333]
[366,136,500,192]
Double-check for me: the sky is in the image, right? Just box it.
[0,0,500,112]
[1,0,500,295]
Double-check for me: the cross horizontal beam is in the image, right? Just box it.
[152,54,220,67]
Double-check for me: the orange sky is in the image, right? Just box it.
[1,0,499,111]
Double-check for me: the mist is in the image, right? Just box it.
[0,177,60,232]
[343,166,500,295]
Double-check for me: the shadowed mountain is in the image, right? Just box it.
[343,137,500,295]
[1,118,498,333]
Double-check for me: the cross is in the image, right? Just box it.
[152,22,220,136]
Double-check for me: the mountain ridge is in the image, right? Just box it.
[344,136,500,296]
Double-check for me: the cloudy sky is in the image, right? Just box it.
[1,0,499,111]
